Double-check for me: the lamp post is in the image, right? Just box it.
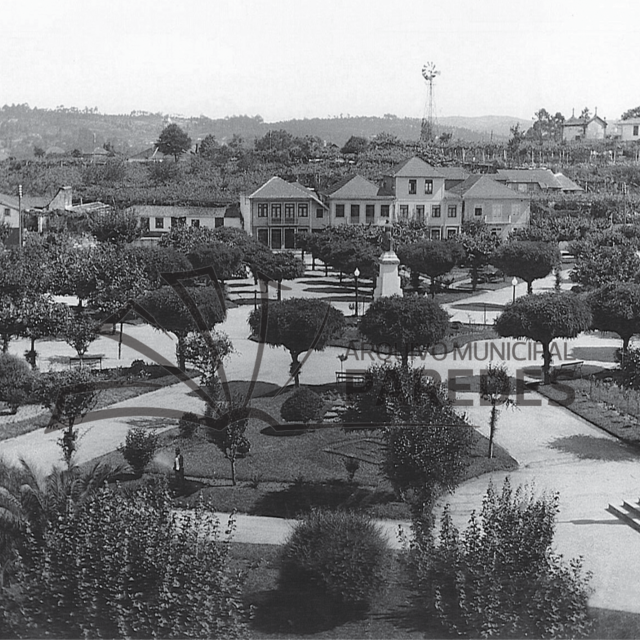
[511,277,518,303]
[354,267,360,317]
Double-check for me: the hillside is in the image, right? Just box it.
[0,104,530,158]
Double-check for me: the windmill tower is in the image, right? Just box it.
[421,62,440,143]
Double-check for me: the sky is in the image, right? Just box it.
[2,0,639,124]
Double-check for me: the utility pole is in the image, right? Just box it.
[18,184,22,247]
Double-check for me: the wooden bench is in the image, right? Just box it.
[335,370,368,385]
[69,355,103,370]
[551,360,584,381]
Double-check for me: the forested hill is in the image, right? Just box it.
[0,104,530,158]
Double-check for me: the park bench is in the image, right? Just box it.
[551,360,584,381]
[335,370,368,386]
[69,354,103,370]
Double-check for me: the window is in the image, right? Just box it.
[400,205,409,219]
[285,203,295,218]
[257,229,269,246]
[271,204,281,219]
[474,207,483,217]
[416,205,425,222]
[271,228,282,249]
[155,217,164,229]
[141,217,150,231]
[171,217,186,228]
[424,180,433,194]
[215,218,224,228]
[351,204,360,223]
[431,228,441,240]
[431,205,441,218]
[381,204,390,217]
[447,205,457,218]
[191,219,200,227]
[335,204,345,218]
[365,204,375,221]
[3,208,10,216]
[447,228,458,239]
[634,125,639,136]
[409,179,417,194]
[257,203,268,217]
[491,228,500,237]
[298,203,308,217]
[316,208,324,218]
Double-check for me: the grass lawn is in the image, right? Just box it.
[91,383,517,520]
[228,542,635,639]
[0,368,186,441]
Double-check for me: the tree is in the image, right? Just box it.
[61,312,100,359]
[589,283,640,353]
[155,123,192,161]
[21,297,69,369]
[280,387,324,423]
[118,427,159,476]
[571,244,640,289]
[495,292,592,384]
[87,209,142,244]
[621,106,640,120]
[479,364,513,458]
[341,135,369,155]
[33,145,45,158]
[0,353,32,414]
[580,106,592,121]
[247,250,305,300]
[412,478,593,638]
[458,221,501,291]
[182,330,234,388]
[248,298,345,387]
[137,285,226,370]
[186,242,243,282]
[491,241,560,294]
[359,295,449,367]
[398,240,464,297]
[204,400,250,485]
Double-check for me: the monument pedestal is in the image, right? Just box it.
[373,250,402,299]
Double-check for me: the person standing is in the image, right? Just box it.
[174,447,184,487]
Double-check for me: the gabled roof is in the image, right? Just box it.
[0,193,51,210]
[437,166,471,180]
[249,176,326,207]
[563,116,585,127]
[387,156,444,178]
[617,118,640,125]
[553,173,583,192]
[448,175,526,199]
[494,169,563,190]
[127,204,228,217]
[324,174,390,199]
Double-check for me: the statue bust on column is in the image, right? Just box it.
[374,225,402,299]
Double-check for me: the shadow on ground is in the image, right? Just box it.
[549,435,639,461]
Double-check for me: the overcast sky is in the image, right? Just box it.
[2,0,638,123]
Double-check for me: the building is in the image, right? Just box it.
[614,118,640,142]
[448,175,530,238]
[493,169,563,194]
[323,175,394,227]
[247,176,327,249]
[128,203,243,241]
[562,111,608,142]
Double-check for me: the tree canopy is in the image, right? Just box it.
[589,283,640,352]
[491,241,560,293]
[359,295,449,367]
[495,292,591,384]
[398,240,464,296]
[248,298,345,386]
[155,123,192,161]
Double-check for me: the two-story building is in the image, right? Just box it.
[562,111,608,142]
[614,118,640,142]
[448,175,530,238]
[323,175,394,227]
[248,176,327,249]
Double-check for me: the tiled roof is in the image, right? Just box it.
[449,175,525,199]
[0,193,51,210]
[495,169,562,189]
[128,205,227,218]
[437,166,471,180]
[388,156,444,178]
[249,176,325,207]
[325,175,389,199]
[553,173,583,192]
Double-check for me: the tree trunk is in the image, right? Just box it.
[277,281,282,301]
[542,342,552,385]
[177,335,186,370]
[527,280,533,295]
[623,335,631,353]
[401,346,410,369]
[488,402,498,458]
[471,266,479,292]
[230,457,236,486]
[1,336,9,353]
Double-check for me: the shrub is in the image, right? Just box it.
[179,411,200,438]
[409,478,593,638]
[280,387,324,423]
[619,346,640,389]
[279,510,389,618]
[118,427,159,476]
[0,479,247,638]
[0,353,33,414]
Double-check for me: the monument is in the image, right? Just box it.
[373,229,402,299]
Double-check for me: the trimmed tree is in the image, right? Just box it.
[359,295,449,367]
[397,240,464,297]
[491,240,560,294]
[0,353,32,414]
[458,220,502,291]
[247,250,305,300]
[248,298,345,387]
[589,283,640,353]
[479,364,513,459]
[495,292,592,384]
[137,286,226,370]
